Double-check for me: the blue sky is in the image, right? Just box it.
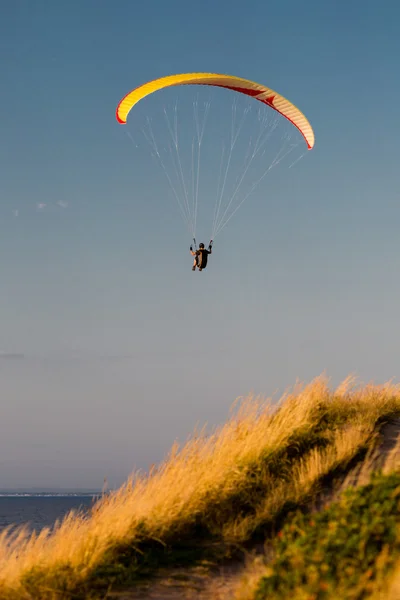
[1,0,399,489]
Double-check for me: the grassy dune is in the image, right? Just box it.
[1,375,400,599]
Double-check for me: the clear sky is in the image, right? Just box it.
[1,0,399,490]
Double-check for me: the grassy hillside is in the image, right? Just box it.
[219,431,400,600]
[234,471,400,600]
[0,375,400,599]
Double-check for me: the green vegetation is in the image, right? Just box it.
[254,471,400,600]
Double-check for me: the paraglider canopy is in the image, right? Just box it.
[116,72,315,150]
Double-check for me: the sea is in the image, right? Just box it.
[0,494,100,534]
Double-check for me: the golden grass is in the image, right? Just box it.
[0,374,399,599]
[384,562,400,600]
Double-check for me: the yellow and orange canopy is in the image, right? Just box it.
[116,72,314,150]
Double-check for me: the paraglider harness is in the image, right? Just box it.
[190,238,213,270]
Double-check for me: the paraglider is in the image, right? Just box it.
[116,72,314,270]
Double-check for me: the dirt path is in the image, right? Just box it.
[107,418,400,600]
[372,417,400,468]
